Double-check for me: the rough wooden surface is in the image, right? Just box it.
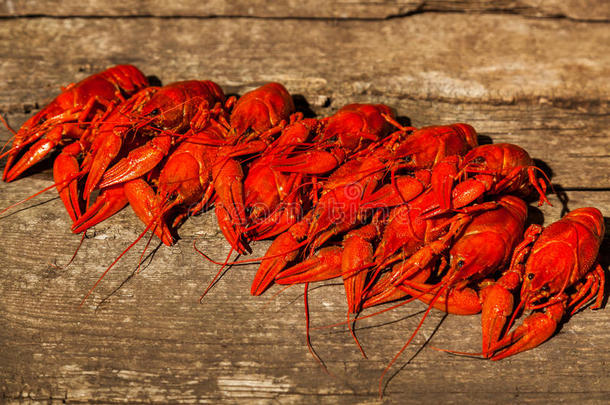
[1,4,609,404]
[1,0,609,21]
[1,14,608,106]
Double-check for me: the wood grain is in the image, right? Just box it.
[0,7,608,404]
[0,0,608,21]
[1,14,608,107]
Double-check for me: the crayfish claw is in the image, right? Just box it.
[480,283,514,357]
[4,131,61,182]
[72,184,129,234]
[251,219,309,295]
[53,148,86,222]
[99,136,171,188]
[276,246,342,285]
[489,301,564,360]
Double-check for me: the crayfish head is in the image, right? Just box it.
[157,187,183,213]
[520,243,574,308]
[392,131,430,169]
[140,89,186,131]
[448,244,499,284]
[463,143,533,177]
[140,81,225,133]
[323,103,394,151]
[230,82,295,137]
[27,110,54,131]
[521,271,553,307]
[14,100,68,143]
[393,124,477,170]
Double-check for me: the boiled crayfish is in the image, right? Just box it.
[481,207,605,359]
[1,65,606,397]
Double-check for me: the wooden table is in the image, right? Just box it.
[1,2,608,403]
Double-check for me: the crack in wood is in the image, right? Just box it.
[0,10,608,23]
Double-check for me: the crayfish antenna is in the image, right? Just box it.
[312,296,417,331]
[428,345,485,357]
[136,228,157,274]
[0,114,18,156]
[303,283,332,376]
[260,284,293,311]
[48,231,87,270]
[79,210,162,306]
[198,245,236,303]
[67,232,87,267]
[378,277,452,398]
[0,171,85,218]
[346,310,367,358]
[193,238,308,267]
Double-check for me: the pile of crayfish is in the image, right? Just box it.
[1,64,605,369]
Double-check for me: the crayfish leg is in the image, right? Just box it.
[569,262,606,314]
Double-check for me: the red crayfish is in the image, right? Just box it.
[482,207,605,359]
[1,65,606,399]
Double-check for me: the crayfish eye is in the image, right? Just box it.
[541,285,550,292]
[167,193,177,202]
[148,108,161,117]
[472,156,486,164]
[456,259,465,268]
[527,273,535,280]
[402,155,413,163]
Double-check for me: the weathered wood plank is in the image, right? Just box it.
[0,15,608,107]
[0,180,609,403]
[0,0,608,21]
